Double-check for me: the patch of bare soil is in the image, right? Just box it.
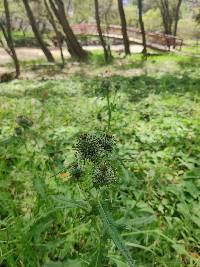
[0,45,143,66]
[0,45,144,80]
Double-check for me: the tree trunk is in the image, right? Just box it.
[49,0,87,61]
[117,0,130,55]
[137,0,147,56]
[173,0,183,47]
[44,0,65,67]
[94,0,110,63]
[0,0,20,78]
[22,0,55,63]
[160,0,173,35]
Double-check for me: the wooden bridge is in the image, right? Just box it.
[71,24,183,52]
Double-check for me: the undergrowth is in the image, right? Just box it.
[0,54,200,267]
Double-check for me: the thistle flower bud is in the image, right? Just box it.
[93,163,116,187]
[14,127,23,136]
[101,80,111,91]
[16,116,33,129]
[97,80,111,97]
[69,163,83,181]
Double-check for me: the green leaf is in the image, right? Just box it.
[191,215,200,227]
[33,176,46,199]
[172,244,187,255]
[52,195,88,210]
[89,248,103,267]
[44,262,64,267]
[126,242,154,253]
[97,201,136,267]
[44,260,82,267]
[111,257,129,267]
[89,233,107,267]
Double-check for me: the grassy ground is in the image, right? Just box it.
[181,40,200,56]
[0,53,200,267]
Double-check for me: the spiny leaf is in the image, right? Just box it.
[51,195,88,210]
[97,201,136,267]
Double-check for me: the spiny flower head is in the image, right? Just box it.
[74,133,103,162]
[16,116,33,129]
[98,133,115,152]
[93,163,116,188]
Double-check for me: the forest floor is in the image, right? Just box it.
[0,53,200,267]
[0,45,143,66]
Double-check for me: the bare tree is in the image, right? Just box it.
[137,0,147,56]
[0,0,20,78]
[49,0,87,61]
[94,0,111,63]
[117,0,130,55]
[44,0,65,66]
[22,0,55,62]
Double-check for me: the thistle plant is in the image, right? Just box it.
[69,162,84,181]
[97,78,120,131]
[72,132,116,186]
[93,163,116,188]
[67,132,136,267]
[16,115,33,129]
[74,133,103,162]
[0,115,33,145]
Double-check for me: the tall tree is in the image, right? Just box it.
[173,0,183,48]
[173,0,183,37]
[158,0,183,36]
[22,0,55,62]
[159,0,173,35]
[117,0,130,55]
[0,0,20,78]
[94,0,111,63]
[44,0,65,66]
[49,0,87,61]
[137,0,147,56]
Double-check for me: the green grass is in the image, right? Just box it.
[0,53,200,267]
[181,40,200,56]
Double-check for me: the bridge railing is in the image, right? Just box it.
[71,24,183,50]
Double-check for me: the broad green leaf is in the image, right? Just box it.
[172,244,187,255]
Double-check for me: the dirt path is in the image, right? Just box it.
[0,45,143,66]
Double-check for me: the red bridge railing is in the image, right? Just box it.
[71,23,183,50]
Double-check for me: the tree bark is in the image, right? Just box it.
[44,0,65,66]
[117,0,130,55]
[173,0,183,37]
[49,0,87,61]
[22,0,55,62]
[137,0,147,56]
[94,0,110,63]
[0,0,20,78]
[159,0,173,35]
